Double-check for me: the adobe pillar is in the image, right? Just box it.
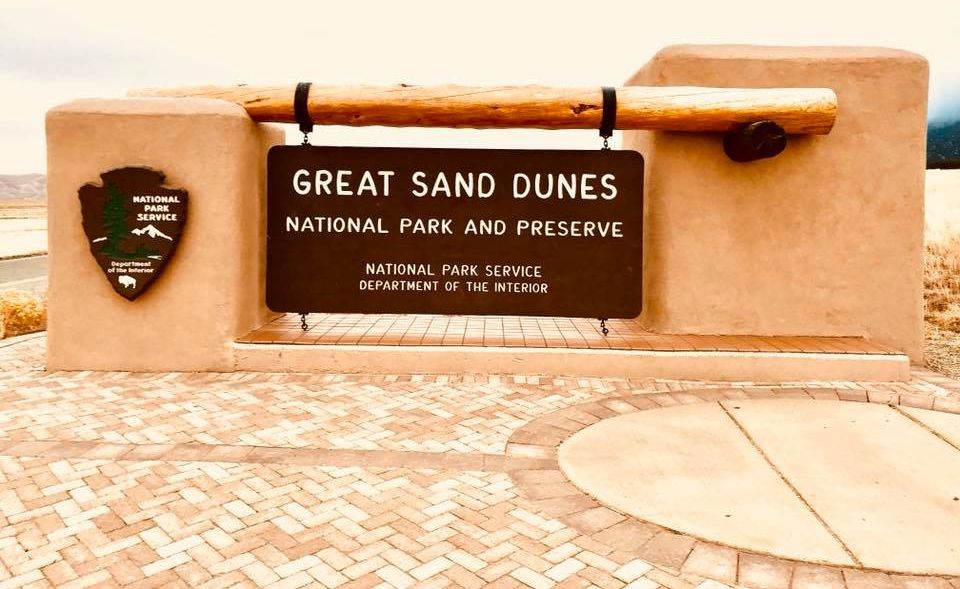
[626,46,928,361]
[45,98,283,371]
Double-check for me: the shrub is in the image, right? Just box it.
[925,236,960,333]
[0,290,47,338]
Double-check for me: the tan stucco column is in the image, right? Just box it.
[625,46,928,361]
[45,98,284,371]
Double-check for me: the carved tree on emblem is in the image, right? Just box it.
[101,184,129,256]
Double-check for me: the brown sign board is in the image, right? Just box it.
[266,146,643,318]
[79,167,187,300]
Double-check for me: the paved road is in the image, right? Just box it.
[0,254,47,292]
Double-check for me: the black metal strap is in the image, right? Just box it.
[599,86,617,142]
[294,82,313,138]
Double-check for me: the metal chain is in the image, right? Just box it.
[599,95,611,335]
[297,123,310,333]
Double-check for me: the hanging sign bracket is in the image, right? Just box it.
[597,86,619,335]
[296,81,313,330]
[295,82,314,145]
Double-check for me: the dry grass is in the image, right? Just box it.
[925,236,960,377]
[925,236,960,330]
[925,323,960,378]
[0,290,47,339]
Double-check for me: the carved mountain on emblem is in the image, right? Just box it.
[131,224,173,240]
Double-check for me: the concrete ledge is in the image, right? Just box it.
[232,343,910,382]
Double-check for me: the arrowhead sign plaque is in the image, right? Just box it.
[78,167,187,300]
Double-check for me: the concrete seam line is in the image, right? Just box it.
[717,401,863,568]
[0,251,47,262]
[891,405,960,453]
[0,441,506,472]
[0,276,46,289]
[0,332,45,348]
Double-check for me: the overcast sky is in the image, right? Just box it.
[2,0,959,173]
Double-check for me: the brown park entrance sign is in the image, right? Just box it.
[266,146,643,318]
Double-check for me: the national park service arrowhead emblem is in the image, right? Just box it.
[78,167,187,300]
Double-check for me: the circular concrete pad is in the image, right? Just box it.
[559,399,960,575]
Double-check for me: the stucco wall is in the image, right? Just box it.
[43,45,927,374]
[45,98,283,371]
[625,45,928,361]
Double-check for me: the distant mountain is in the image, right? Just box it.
[929,120,960,169]
[0,174,46,201]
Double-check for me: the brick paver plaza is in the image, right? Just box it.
[2,333,960,589]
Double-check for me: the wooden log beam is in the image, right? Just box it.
[130,84,837,135]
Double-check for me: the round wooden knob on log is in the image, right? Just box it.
[723,120,789,162]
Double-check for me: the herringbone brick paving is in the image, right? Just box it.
[1,334,959,588]
[0,457,693,589]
